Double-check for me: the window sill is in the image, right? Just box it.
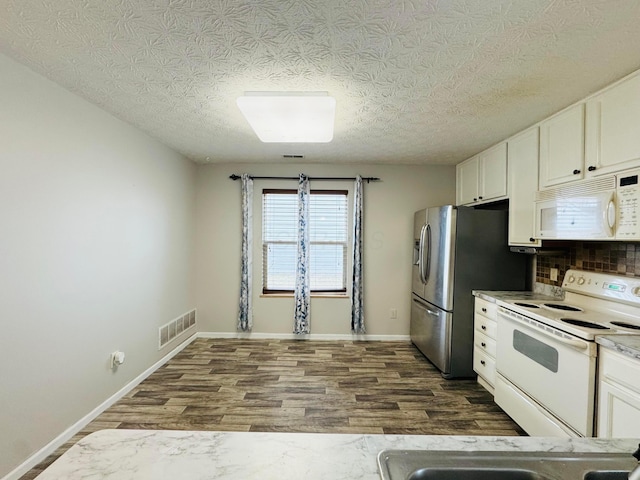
[261,293,349,299]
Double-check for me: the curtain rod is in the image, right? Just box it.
[229,174,380,183]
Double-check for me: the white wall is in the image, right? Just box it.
[194,163,455,336]
[0,53,197,478]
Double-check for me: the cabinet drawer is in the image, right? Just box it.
[599,348,640,394]
[474,315,497,339]
[474,298,497,318]
[474,348,496,386]
[474,330,497,358]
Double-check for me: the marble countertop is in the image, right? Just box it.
[597,335,640,360]
[34,430,639,480]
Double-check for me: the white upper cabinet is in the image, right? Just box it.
[478,143,508,201]
[586,72,640,177]
[507,128,541,246]
[539,103,585,188]
[456,155,479,205]
[456,143,507,205]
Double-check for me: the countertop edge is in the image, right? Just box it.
[33,430,640,480]
[596,335,640,359]
[472,290,558,303]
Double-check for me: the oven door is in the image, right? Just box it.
[496,307,597,437]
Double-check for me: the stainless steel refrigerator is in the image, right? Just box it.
[411,205,527,378]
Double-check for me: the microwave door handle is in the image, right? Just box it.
[605,198,616,236]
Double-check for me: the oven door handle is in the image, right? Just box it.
[499,311,589,351]
[542,331,589,350]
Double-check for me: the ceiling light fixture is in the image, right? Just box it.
[237,92,336,143]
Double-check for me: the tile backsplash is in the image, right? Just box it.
[536,241,640,286]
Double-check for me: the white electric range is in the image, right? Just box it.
[494,269,640,438]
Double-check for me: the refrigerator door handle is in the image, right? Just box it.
[412,297,439,317]
[423,224,432,284]
[418,224,427,284]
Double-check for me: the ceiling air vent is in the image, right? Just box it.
[283,154,304,159]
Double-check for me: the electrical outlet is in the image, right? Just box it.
[110,351,125,369]
[390,308,398,319]
[550,268,558,282]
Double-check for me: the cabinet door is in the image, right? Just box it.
[539,103,585,188]
[597,379,640,437]
[508,128,541,246]
[596,348,640,437]
[478,143,507,201]
[586,73,640,176]
[456,156,479,205]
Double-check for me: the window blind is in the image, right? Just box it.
[262,190,348,293]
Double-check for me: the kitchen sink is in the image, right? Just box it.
[377,450,636,480]
[406,467,547,480]
[583,472,630,480]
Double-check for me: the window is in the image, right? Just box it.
[262,189,348,294]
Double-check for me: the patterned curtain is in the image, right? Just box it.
[293,173,311,334]
[237,174,253,332]
[351,175,365,333]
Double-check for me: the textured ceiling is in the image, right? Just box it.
[2,1,640,165]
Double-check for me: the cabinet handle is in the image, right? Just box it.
[481,325,487,330]
[529,237,535,242]
[473,197,478,201]
[481,307,487,312]
[573,169,581,175]
[478,196,483,200]
[480,360,486,366]
[588,166,596,171]
[481,342,486,347]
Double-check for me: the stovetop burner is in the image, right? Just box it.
[610,321,640,331]
[561,318,611,330]
[543,303,582,312]
[514,302,540,308]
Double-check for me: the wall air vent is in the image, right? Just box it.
[282,154,304,158]
[158,309,196,349]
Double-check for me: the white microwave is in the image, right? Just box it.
[535,169,640,240]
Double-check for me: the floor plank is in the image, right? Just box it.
[18,338,524,480]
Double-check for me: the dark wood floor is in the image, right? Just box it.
[20,338,524,479]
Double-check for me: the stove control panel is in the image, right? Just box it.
[563,269,640,306]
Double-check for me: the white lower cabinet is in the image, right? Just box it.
[597,347,640,437]
[473,297,498,394]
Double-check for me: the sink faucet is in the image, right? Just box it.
[630,444,640,480]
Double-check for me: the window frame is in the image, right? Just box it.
[261,188,349,295]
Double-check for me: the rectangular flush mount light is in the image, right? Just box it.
[237,92,336,143]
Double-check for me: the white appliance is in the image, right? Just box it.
[535,169,640,240]
[411,206,527,378]
[495,270,640,437]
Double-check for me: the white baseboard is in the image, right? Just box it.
[196,331,411,341]
[4,331,410,480]
[3,333,199,480]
